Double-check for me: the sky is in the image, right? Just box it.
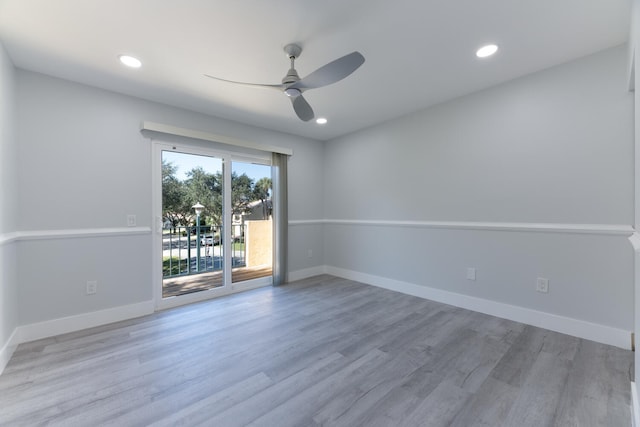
[163,151,270,183]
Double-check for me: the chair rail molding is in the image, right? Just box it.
[0,232,20,246]
[8,227,152,242]
[291,219,634,236]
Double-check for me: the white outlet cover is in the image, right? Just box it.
[127,214,136,227]
[466,268,476,281]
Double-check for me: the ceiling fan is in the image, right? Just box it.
[205,44,365,122]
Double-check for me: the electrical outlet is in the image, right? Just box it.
[86,280,97,295]
[536,277,549,293]
[127,214,136,227]
[466,267,476,281]
[307,249,313,258]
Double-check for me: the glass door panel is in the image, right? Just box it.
[231,161,273,283]
[161,150,224,298]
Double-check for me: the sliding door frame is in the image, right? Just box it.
[151,140,272,311]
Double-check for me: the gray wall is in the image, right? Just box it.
[14,70,324,325]
[323,45,634,332]
[0,41,18,359]
[1,41,634,353]
[631,0,640,390]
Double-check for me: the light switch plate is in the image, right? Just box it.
[536,277,549,293]
[86,280,97,295]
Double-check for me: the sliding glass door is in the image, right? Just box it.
[161,150,224,298]
[153,142,272,308]
[231,161,272,284]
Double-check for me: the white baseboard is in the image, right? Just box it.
[324,266,632,350]
[17,300,155,344]
[0,328,19,376]
[288,266,327,283]
[2,265,631,380]
[633,382,639,427]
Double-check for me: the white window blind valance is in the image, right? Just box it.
[140,121,293,156]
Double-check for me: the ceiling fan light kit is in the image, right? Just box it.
[284,87,301,97]
[205,43,365,122]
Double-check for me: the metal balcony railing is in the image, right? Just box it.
[162,225,246,278]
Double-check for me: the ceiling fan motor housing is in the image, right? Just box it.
[282,69,300,86]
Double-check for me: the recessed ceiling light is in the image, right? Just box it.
[476,44,499,58]
[316,117,328,125]
[119,55,142,68]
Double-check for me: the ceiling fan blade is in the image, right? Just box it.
[204,74,284,91]
[291,95,314,121]
[289,51,365,91]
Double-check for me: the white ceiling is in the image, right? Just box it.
[0,0,631,141]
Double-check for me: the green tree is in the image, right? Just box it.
[162,160,187,231]
[231,172,254,217]
[162,164,263,231]
[184,167,222,226]
[253,177,272,219]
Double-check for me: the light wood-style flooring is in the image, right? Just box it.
[0,275,633,426]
